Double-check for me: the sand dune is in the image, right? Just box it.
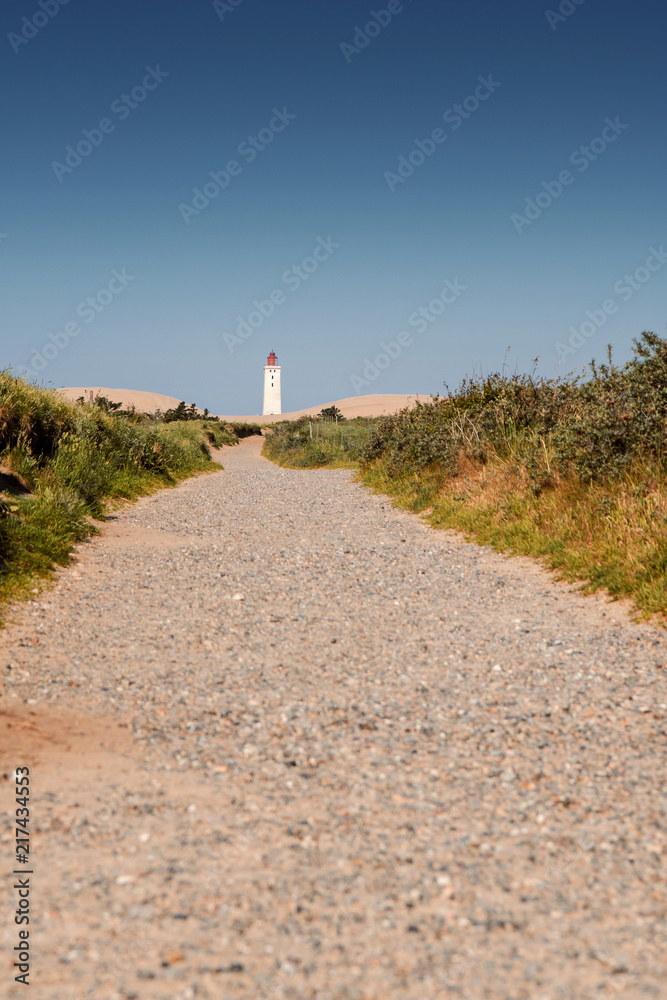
[59,388,431,421]
[217,394,431,423]
[59,387,190,414]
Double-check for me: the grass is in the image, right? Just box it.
[0,373,235,616]
[225,422,263,439]
[356,331,667,621]
[262,416,380,468]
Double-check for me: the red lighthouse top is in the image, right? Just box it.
[267,351,277,366]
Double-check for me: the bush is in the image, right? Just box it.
[0,372,233,610]
[227,422,263,439]
[361,333,667,486]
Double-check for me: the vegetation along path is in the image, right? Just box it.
[1,435,666,999]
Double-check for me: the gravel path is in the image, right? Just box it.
[1,437,666,999]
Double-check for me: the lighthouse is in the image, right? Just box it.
[263,350,282,415]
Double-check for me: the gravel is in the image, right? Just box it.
[1,436,666,999]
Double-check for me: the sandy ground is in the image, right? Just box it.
[1,438,666,999]
[58,388,430,421]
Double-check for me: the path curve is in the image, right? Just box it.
[1,437,665,999]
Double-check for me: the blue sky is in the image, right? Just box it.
[2,0,665,413]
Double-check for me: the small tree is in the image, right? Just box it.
[319,405,345,421]
[163,401,200,422]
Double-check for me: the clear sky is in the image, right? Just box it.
[2,0,665,413]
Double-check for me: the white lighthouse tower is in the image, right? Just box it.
[263,350,282,415]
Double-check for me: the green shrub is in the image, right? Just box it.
[228,422,263,439]
[361,332,667,486]
[0,372,233,612]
